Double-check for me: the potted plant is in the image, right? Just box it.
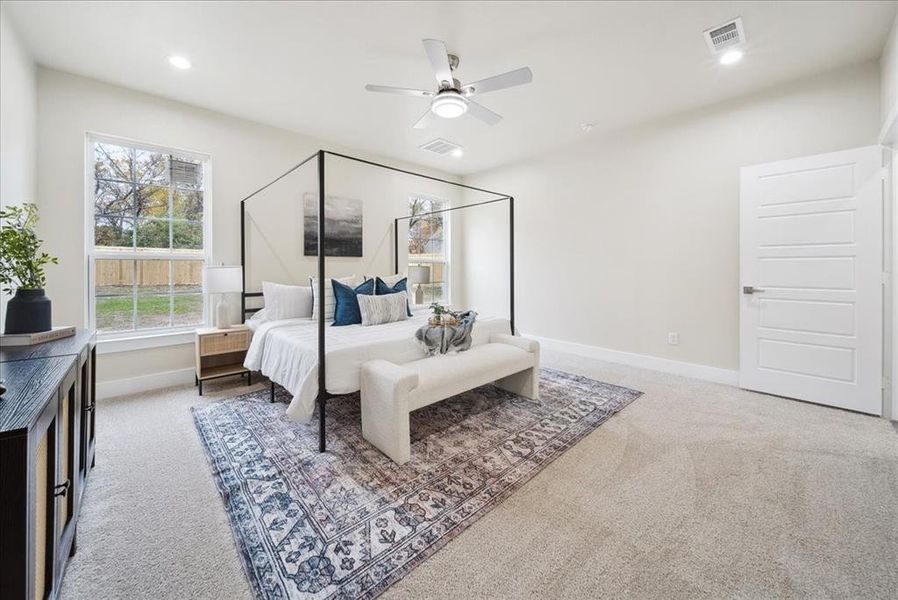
[0,203,58,334]
[428,302,458,327]
[428,302,447,327]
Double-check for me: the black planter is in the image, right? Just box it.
[4,288,52,334]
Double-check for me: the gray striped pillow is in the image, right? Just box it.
[357,291,410,326]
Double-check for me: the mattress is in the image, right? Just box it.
[244,312,512,422]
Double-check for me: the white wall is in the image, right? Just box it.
[29,58,887,390]
[35,68,460,384]
[461,61,881,373]
[881,11,898,134]
[0,7,37,324]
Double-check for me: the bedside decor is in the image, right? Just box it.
[204,265,242,329]
[195,325,251,395]
[0,203,59,334]
[408,265,430,305]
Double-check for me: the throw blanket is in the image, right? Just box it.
[415,310,478,355]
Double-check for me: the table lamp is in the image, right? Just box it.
[204,265,242,329]
[408,265,431,306]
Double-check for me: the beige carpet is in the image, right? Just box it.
[60,350,898,599]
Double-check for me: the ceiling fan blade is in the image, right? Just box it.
[365,84,434,97]
[412,108,437,129]
[465,100,502,126]
[422,39,454,88]
[462,67,532,97]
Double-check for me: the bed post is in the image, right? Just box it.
[240,199,246,320]
[317,150,327,453]
[509,196,515,335]
[394,218,400,274]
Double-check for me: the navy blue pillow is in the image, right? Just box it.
[375,276,413,316]
[332,278,375,326]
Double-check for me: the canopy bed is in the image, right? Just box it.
[239,150,515,452]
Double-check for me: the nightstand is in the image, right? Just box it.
[195,325,251,395]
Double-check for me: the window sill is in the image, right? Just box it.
[97,329,198,355]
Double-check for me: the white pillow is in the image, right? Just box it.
[358,291,410,326]
[245,308,269,331]
[310,275,361,321]
[262,281,313,321]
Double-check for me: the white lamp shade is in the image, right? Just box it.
[204,266,242,294]
[408,265,431,285]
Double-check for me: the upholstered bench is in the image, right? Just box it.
[360,333,540,464]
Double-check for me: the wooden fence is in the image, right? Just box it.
[96,260,203,287]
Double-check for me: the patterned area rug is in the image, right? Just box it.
[192,368,641,599]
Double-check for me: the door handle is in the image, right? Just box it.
[742,286,766,294]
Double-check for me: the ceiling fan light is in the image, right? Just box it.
[431,92,468,119]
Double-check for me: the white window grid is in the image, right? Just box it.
[407,194,450,305]
[86,133,212,338]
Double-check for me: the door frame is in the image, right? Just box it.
[887,145,896,421]
[881,101,897,421]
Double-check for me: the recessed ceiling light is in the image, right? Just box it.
[450,147,464,158]
[168,55,191,70]
[719,49,743,65]
[581,122,595,132]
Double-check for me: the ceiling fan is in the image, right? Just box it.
[365,39,533,129]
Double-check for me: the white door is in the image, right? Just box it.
[740,146,883,415]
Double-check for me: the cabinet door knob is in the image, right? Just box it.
[83,403,95,413]
[53,480,70,497]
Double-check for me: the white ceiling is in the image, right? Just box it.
[5,1,896,175]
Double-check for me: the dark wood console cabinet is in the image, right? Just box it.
[0,330,97,600]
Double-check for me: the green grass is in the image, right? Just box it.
[97,295,199,313]
[97,293,202,331]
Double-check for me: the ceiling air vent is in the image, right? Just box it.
[703,17,745,55]
[419,138,463,156]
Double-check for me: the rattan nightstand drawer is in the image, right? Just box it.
[199,330,249,356]
[195,325,252,395]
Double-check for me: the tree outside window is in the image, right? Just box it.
[407,196,448,304]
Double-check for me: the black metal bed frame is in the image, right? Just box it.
[239,150,514,452]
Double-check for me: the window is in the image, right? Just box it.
[407,195,449,305]
[89,136,209,336]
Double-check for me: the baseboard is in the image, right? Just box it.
[95,337,738,399]
[96,367,195,400]
[531,335,739,386]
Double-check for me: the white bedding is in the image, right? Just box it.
[244,312,512,422]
